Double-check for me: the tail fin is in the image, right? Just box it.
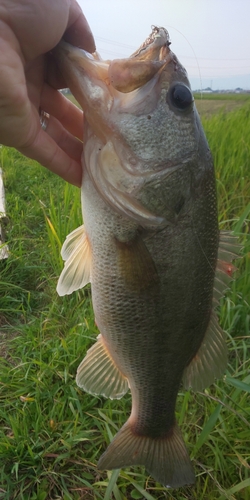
[97,420,195,488]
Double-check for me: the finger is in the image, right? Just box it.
[18,126,82,187]
[43,113,83,162]
[40,83,83,140]
[46,2,95,89]
[4,0,71,61]
[65,1,96,53]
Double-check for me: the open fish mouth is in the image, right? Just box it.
[109,26,172,92]
[54,26,173,93]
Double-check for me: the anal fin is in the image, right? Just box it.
[182,312,227,391]
[76,334,129,400]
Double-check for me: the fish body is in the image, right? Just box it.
[54,27,238,488]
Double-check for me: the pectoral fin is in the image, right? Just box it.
[56,225,91,296]
[76,334,129,399]
[115,234,159,292]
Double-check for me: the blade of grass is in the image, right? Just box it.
[218,478,250,499]
[225,376,250,393]
[193,403,222,454]
[103,469,121,500]
[121,473,156,500]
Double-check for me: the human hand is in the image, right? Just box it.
[0,0,95,186]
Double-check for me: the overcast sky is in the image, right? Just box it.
[78,0,250,90]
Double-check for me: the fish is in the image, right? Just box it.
[54,26,239,488]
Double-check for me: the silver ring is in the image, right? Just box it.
[40,109,50,131]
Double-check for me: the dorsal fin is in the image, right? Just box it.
[213,231,241,306]
[182,311,227,391]
[183,230,241,391]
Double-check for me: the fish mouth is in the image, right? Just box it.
[108,26,172,92]
[54,26,172,94]
[130,26,171,61]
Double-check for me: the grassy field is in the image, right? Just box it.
[194,93,250,117]
[0,97,249,500]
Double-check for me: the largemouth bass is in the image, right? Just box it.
[54,27,239,488]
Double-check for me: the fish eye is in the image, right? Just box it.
[167,83,193,111]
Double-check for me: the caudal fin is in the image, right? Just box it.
[97,420,195,488]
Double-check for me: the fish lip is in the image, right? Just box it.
[130,26,171,62]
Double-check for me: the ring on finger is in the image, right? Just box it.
[39,109,50,131]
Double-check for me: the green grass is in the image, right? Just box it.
[193,93,250,101]
[0,101,249,500]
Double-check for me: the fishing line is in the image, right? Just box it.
[164,25,203,101]
[95,36,136,50]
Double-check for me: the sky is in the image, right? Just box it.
[78,0,250,90]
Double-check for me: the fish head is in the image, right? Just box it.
[54,27,211,228]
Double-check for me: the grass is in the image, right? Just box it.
[0,98,249,499]
[194,93,250,117]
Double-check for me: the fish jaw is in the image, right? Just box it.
[53,27,176,138]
